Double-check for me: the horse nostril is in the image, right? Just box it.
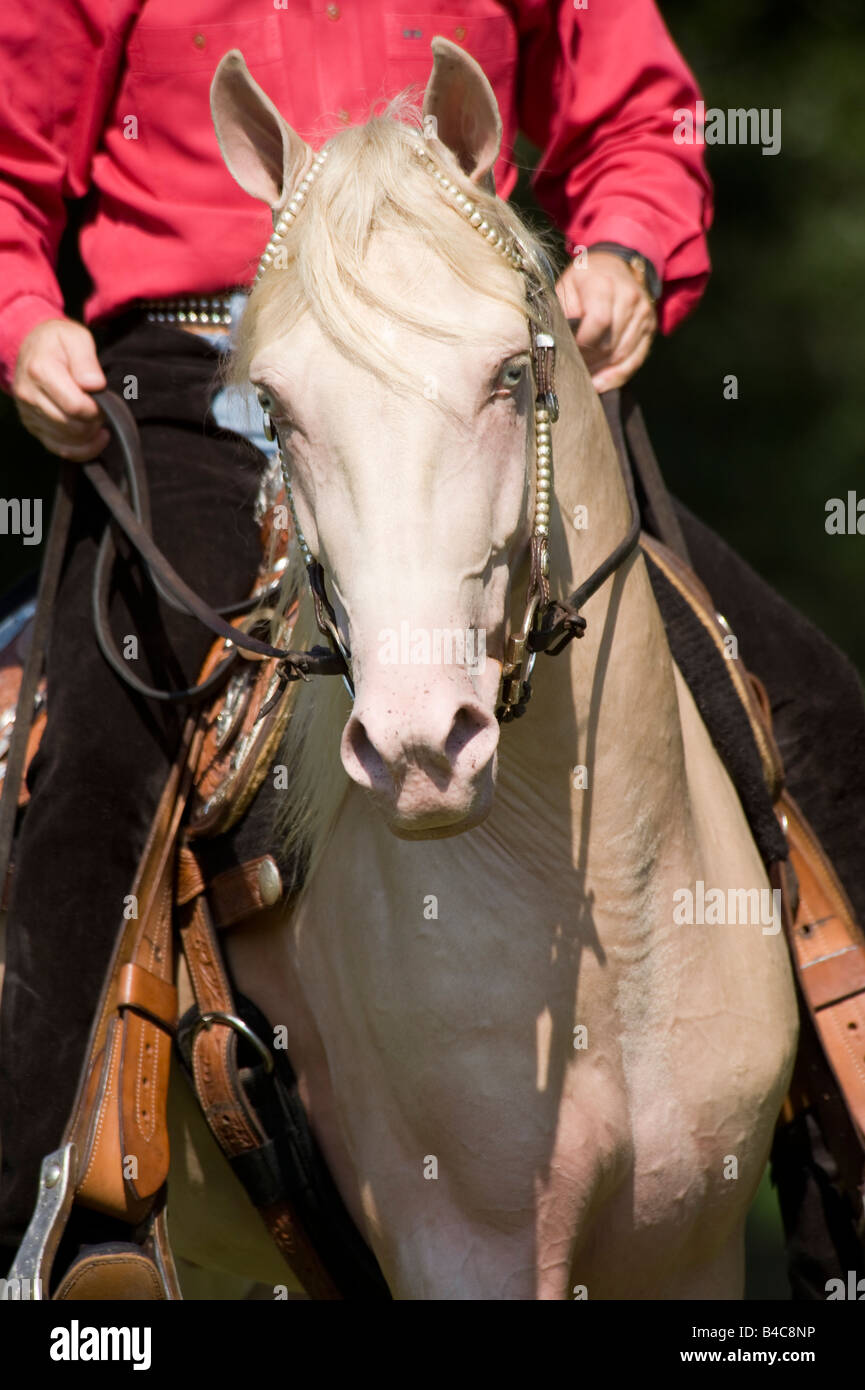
[342,714,392,792]
[444,704,498,770]
[346,714,374,765]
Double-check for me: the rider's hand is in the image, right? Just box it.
[13,318,109,461]
[556,251,657,394]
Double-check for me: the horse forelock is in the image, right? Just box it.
[229,93,556,397]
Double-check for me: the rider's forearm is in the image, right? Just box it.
[0,0,125,392]
[512,0,713,334]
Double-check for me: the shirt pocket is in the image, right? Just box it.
[122,17,287,202]
[383,10,517,95]
[127,17,283,76]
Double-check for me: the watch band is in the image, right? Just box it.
[586,243,662,304]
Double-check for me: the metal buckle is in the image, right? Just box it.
[191,1011,274,1075]
[498,589,541,719]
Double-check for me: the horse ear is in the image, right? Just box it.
[422,37,502,192]
[211,50,312,218]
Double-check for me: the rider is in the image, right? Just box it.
[0,0,862,1293]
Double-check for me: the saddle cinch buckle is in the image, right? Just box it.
[2,1144,180,1300]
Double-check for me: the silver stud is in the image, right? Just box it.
[257,858,282,906]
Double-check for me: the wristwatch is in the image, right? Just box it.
[586,242,662,304]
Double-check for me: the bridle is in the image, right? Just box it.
[79,131,641,720]
[258,134,642,723]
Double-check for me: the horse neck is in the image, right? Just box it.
[494,324,693,882]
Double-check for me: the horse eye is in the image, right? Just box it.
[256,388,276,415]
[499,361,526,390]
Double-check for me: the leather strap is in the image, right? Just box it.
[61,714,205,1221]
[84,391,346,701]
[176,851,343,1299]
[531,390,642,656]
[176,851,284,928]
[778,791,865,1156]
[639,532,786,802]
[620,387,692,568]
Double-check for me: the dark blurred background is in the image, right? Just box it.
[521,0,865,680]
[1,0,862,1298]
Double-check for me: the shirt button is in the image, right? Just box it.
[193,32,206,48]
[454,25,466,40]
[338,108,350,123]
[326,3,340,18]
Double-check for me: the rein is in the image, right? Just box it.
[85,391,346,703]
[84,133,640,719]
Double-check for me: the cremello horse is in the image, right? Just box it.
[8,39,800,1300]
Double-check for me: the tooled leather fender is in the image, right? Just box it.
[61,716,203,1221]
[775,792,865,1204]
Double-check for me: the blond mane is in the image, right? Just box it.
[231,97,557,887]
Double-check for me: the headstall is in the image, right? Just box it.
[255,133,641,723]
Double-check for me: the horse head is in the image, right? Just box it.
[212,41,562,844]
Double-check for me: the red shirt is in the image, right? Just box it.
[0,0,712,391]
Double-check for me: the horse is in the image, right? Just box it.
[0,38,799,1300]
[156,41,799,1301]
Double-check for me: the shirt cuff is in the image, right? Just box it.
[0,293,66,394]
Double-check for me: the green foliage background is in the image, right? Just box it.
[642,0,865,675]
[1,0,862,1299]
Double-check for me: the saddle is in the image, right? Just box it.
[1,389,863,1300]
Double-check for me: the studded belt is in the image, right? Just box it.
[139,294,235,328]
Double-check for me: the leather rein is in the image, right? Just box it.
[85,152,641,720]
